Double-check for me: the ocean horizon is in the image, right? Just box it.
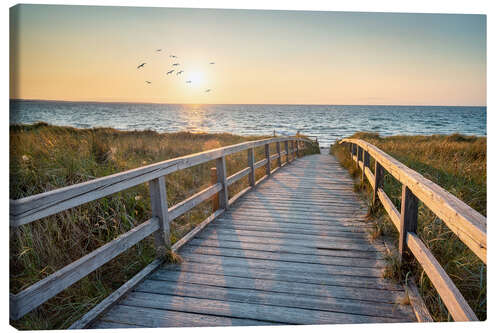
[10,99,486,146]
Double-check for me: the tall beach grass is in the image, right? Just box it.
[330,132,486,321]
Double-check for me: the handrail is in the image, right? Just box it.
[339,138,486,321]
[10,135,316,320]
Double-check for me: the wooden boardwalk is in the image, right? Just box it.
[92,151,417,328]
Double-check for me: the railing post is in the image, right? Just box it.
[362,150,370,183]
[149,176,170,257]
[399,185,419,259]
[210,167,218,211]
[285,140,289,164]
[356,145,362,165]
[265,143,271,176]
[373,161,384,205]
[248,147,255,187]
[276,141,281,168]
[216,156,229,209]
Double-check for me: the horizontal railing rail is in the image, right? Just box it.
[339,138,486,322]
[10,136,315,321]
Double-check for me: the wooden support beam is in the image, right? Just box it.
[248,147,255,187]
[399,185,419,258]
[362,150,370,183]
[216,156,229,209]
[265,143,271,176]
[373,161,384,205]
[276,142,281,167]
[149,176,170,257]
[210,167,218,212]
[285,140,290,163]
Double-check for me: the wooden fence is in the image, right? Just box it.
[340,138,486,322]
[9,136,314,321]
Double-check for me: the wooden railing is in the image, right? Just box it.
[339,138,486,322]
[9,136,315,321]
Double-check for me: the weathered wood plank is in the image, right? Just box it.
[10,218,159,320]
[159,261,401,290]
[98,304,273,327]
[377,188,401,232]
[180,245,384,268]
[168,183,222,222]
[254,158,267,170]
[227,167,251,186]
[69,258,164,329]
[216,156,229,209]
[123,292,409,324]
[149,176,170,254]
[137,279,413,319]
[265,143,271,175]
[406,232,478,321]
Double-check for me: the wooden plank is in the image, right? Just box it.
[399,185,419,258]
[216,156,229,209]
[121,292,406,324]
[10,218,159,320]
[137,279,413,319]
[180,245,384,268]
[186,237,383,259]
[144,273,403,303]
[98,304,272,327]
[341,138,486,263]
[377,188,401,232]
[178,252,383,278]
[406,232,478,321]
[11,136,312,227]
[69,258,164,329]
[365,165,375,188]
[149,176,170,254]
[248,147,256,187]
[362,150,370,184]
[171,209,225,252]
[168,183,222,221]
[270,153,279,161]
[227,167,251,186]
[193,233,380,253]
[159,261,401,290]
[254,158,267,169]
[405,277,434,322]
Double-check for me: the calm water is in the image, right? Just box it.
[10,100,486,146]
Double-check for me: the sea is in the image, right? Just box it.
[10,100,486,146]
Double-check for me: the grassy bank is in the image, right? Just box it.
[10,122,319,329]
[330,132,486,321]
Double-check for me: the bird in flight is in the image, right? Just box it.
[172,63,180,66]
[156,49,162,52]
[145,81,152,84]
[137,63,146,69]
[166,70,174,75]
[169,55,177,58]
[205,89,211,93]
[176,70,184,75]
[186,80,192,84]
[209,62,215,65]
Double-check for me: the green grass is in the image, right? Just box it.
[330,132,486,321]
[10,122,319,329]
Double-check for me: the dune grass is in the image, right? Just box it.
[9,122,319,329]
[330,132,486,321]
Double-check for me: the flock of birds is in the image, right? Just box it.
[137,49,214,93]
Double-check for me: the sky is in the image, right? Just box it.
[9,4,486,105]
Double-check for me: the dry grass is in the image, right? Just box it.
[331,132,486,321]
[9,122,319,329]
